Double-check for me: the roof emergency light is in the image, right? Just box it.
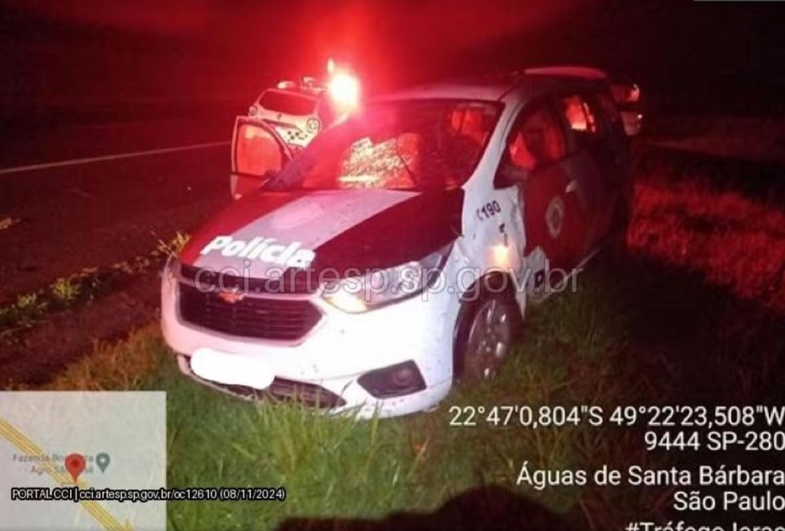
[327,70,361,111]
[323,58,360,111]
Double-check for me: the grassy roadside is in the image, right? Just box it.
[0,232,189,337]
[43,264,650,530]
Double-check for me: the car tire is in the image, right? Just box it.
[453,282,522,383]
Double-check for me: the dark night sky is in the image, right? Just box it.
[1,0,783,118]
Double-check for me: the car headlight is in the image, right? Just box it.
[322,243,453,313]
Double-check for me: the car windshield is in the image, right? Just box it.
[264,99,501,191]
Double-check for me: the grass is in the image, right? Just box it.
[50,276,82,303]
[44,323,170,392]
[0,292,49,330]
[629,174,785,312]
[157,231,191,260]
[645,116,785,164]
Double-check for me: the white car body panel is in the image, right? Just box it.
[162,249,464,418]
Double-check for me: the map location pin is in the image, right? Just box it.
[96,452,111,473]
[64,453,86,483]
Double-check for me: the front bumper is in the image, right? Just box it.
[161,270,457,418]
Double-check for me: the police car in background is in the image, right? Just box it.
[231,63,361,199]
[163,66,634,418]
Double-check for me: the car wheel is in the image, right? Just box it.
[454,287,520,382]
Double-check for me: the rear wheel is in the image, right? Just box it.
[454,286,521,382]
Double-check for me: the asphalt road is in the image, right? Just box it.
[0,111,239,301]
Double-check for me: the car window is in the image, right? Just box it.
[259,90,317,116]
[234,121,287,177]
[560,94,600,135]
[265,100,502,191]
[501,104,567,179]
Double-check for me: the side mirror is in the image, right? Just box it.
[620,111,643,137]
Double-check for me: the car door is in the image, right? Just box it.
[230,116,293,200]
[593,88,634,220]
[555,91,625,249]
[495,98,589,280]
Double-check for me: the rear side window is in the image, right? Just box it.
[560,94,600,135]
[498,104,567,180]
[259,91,317,116]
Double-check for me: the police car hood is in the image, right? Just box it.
[180,188,463,278]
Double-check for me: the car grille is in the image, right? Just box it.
[178,282,322,341]
[180,264,319,295]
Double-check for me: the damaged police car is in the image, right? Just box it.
[161,68,633,418]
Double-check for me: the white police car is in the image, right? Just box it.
[231,65,361,199]
[162,67,633,418]
[247,79,332,149]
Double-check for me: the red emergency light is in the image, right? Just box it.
[325,59,361,112]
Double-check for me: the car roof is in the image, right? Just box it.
[259,87,323,100]
[377,67,611,104]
